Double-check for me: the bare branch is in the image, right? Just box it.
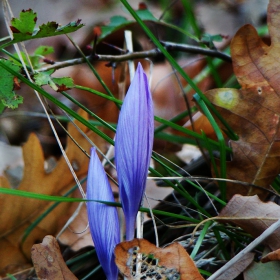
[39,41,232,72]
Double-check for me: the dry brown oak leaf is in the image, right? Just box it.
[261,248,280,263]
[115,238,204,280]
[201,0,280,199]
[0,110,106,275]
[219,194,280,251]
[31,235,78,280]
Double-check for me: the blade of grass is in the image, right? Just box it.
[194,93,227,200]
[213,227,230,260]
[0,187,86,202]
[154,108,196,134]
[190,220,212,258]
[155,115,232,153]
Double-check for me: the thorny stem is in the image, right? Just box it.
[38,41,231,72]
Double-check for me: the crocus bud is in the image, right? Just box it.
[115,63,154,240]
[87,147,120,280]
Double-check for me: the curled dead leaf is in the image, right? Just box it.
[31,235,78,279]
[219,195,280,251]
[261,248,280,263]
[115,238,204,280]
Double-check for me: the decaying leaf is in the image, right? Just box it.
[216,252,254,280]
[31,235,78,279]
[244,249,280,280]
[219,195,280,251]
[201,0,280,199]
[261,248,280,263]
[0,110,106,275]
[57,201,93,252]
[115,238,204,280]
[183,111,217,140]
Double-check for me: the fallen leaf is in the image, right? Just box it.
[1,267,35,280]
[244,248,280,280]
[0,142,23,177]
[219,195,280,251]
[216,252,254,280]
[201,0,280,199]
[261,248,280,263]
[0,110,106,275]
[31,235,78,279]
[115,238,204,280]
[57,201,93,252]
[183,111,217,140]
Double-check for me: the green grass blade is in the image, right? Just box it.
[0,187,86,202]
[194,93,227,200]
[190,220,212,259]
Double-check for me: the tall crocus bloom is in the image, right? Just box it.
[115,63,154,241]
[87,147,120,280]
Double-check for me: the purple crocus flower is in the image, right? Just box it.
[115,63,154,241]
[86,147,120,280]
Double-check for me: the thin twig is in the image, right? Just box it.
[38,41,231,72]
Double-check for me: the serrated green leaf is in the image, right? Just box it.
[52,77,74,88]
[2,95,23,108]
[34,70,54,86]
[10,9,37,34]
[0,59,23,109]
[1,9,84,48]
[34,70,74,92]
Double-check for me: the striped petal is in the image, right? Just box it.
[115,63,154,240]
[86,147,120,280]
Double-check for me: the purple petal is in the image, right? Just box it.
[115,63,154,240]
[87,147,120,280]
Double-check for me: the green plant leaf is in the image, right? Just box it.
[9,46,54,69]
[0,59,23,109]
[34,45,54,56]
[0,101,4,114]
[34,70,74,92]
[10,9,37,34]
[136,8,157,21]
[2,9,83,48]
[34,69,55,86]
[201,33,224,48]
[100,15,132,40]
[99,7,198,43]
[52,77,74,88]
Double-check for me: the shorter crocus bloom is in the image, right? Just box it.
[87,147,120,280]
[115,63,154,241]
